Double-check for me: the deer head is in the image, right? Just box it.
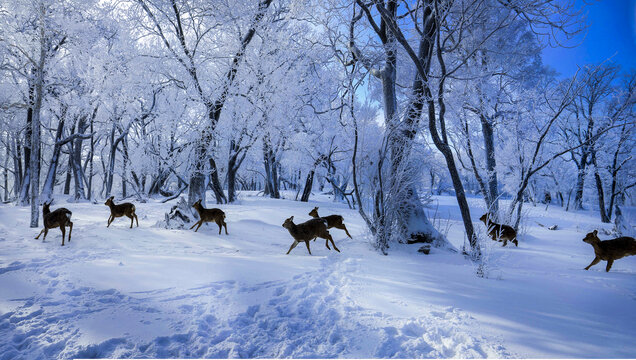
[583,230,599,244]
[105,196,115,207]
[282,216,294,229]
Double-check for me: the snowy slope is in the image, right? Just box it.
[0,192,634,358]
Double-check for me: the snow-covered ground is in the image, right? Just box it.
[0,192,634,359]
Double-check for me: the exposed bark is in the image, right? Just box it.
[262,134,280,199]
[591,150,609,223]
[481,115,499,216]
[40,113,66,202]
[19,79,34,206]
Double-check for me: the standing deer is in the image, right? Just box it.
[105,196,138,228]
[583,230,636,272]
[190,199,228,234]
[479,213,518,247]
[308,207,352,238]
[282,216,339,255]
[35,201,73,246]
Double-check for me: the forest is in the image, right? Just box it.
[0,0,635,358]
[0,0,634,251]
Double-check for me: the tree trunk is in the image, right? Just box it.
[592,151,609,223]
[262,135,280,199]
[13,137,22,199]
[572,154,588,210]
[30,9,46,227]
[481,116,499,217]
[300,170,315,202]
[227,140,240,203]
[40,116,66,202]
[20,80,34,206]
[71,117,88,201]
[63,155,72,195]
[88,110,95,200]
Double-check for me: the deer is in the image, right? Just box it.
[308,207,352,239]
[35,200,73,246]
[583,230,636,272]
[282,216,339,255]
[105,196,138,228]
[479,213,518,247]
[190,199,228,234]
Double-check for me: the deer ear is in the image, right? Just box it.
[290,216,294,221]
[593,229,598,235]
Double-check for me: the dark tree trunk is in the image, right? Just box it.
[13,137,22,199]
[40,115,66,202]
[19,81,34,206]
[300,170,315,202]
[262,135,280,199]
[71,117,88,201]
[88,109,95,200]
[481,116,499,217]
[208,157,226,203]
[592,151,610,223]
[63,155,72,195]
[572,154,588,210]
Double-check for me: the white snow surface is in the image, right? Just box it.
[0,192,635,359]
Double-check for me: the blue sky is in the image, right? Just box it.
[542,0,636,77]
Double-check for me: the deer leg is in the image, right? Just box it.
[107,215,113,227]
[502,238,508,247]
[605,259,614,272]
[60,226,66,246]
[324,237,331,250]
[216,220,222,234]
[128,215,134,228]
[585,256,601,270]
[338,224,353,238]
[194,221,203,232]
[68,222,73,242]
[134,213,139,227]
[304,240,312,255]
[286,240,299,255]
[41,228,49,242]
[223,221,228,235]
[326,233,339,253]
[35,228,45,239]
[189,220,200,230]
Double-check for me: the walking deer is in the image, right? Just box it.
[479,213,518,247]
[190,199,228,234]
[105,196,138,228]
[35,201,73,246]
[308,207,352,239]
[282,216,339,255]
[583,230,636,272]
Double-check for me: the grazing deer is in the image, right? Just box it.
[479,213,518,247]
[583,230,636,272]
[35,201,73,246]
[105,196,138,228]
[282,216,339,255]
[308,207,352,239]
[190,199,228,234]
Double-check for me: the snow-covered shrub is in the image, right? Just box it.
[155,197,194,229]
